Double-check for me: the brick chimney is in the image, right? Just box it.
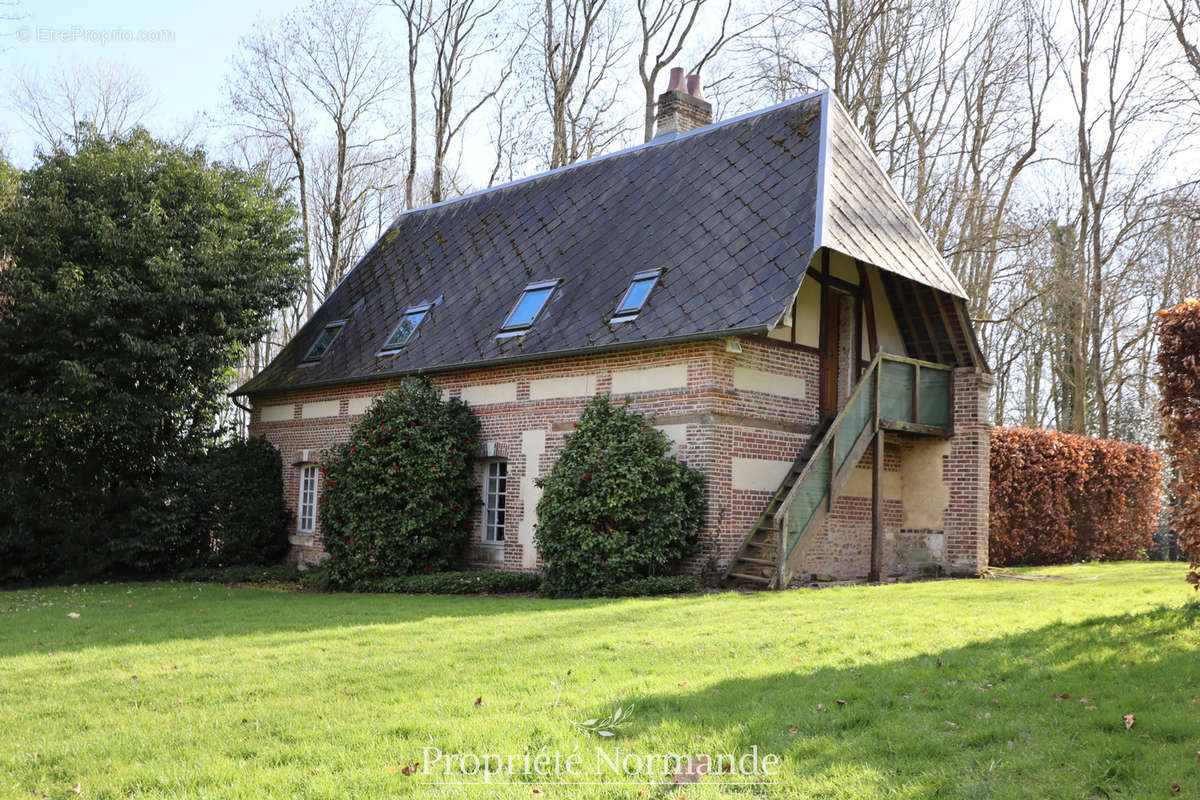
[654,67,713,138]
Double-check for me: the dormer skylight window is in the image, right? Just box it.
[612,268,662,321]
[300,320,347,363]
[380,304,431,353]
[500,280,558,334]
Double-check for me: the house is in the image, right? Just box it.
[236,69,993,588]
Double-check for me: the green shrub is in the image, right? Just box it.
[179,564,303,583]
[319,380,480,585]
[535,395,706,598]
[602,575,702,597]
[338,570,540,595]
[201,437,292,566]
[0,129,301,585]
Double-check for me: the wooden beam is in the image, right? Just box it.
[857,260,878,359]
[912,285,948,363]
[869,431,883,583]
[953,297,988,371]
[882,273,927,361]
[931,288,967,366]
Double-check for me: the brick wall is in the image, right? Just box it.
[247,337,993,583]
[943,369,994,575]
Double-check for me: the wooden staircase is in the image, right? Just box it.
[721,352,955,591]
[724,416,833,589]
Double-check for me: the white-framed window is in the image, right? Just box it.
[482,460,507,544]
[499,280,558,334]
[301,320,347,363]
[611,268,663,321]
[298,464,319,533]
[379,303,431,353]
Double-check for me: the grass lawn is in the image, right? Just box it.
[1,562,1198,799]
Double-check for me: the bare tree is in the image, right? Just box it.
[10,61,157,150]
[1060,0,1173,436]
[391,0,437,209]
[533,0,632,169]
[427,0,519,203]
[1166,0,1200,83]
[635,0,749,142]
[227,21,315,317]
[289,0,403,292]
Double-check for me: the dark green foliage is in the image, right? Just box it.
[200,437,291,566]
[178,564,304,584]
[0,129,303,584]
[319,380,481,584]
[601,575,702,597]
[341,570,541,595]
[535,395,706,598]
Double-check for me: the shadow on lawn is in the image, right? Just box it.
[0,583,632,659]
[609,604,1200,798]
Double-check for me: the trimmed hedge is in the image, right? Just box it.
[179,564,304,583]
[332,570,541,595]
[602,576,702,597]
[1158,299,1200,588]
[989,427,1162,566]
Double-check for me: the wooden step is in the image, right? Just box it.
[737,556,777,566]
[728,571,772,584]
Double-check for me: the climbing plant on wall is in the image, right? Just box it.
[318,380,480,585]
[534,395,706,597]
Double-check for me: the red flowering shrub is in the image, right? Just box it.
[534,395,705,597]
[1157,299,1200,587]
[990,428,1161,566]
[318,380,480,585]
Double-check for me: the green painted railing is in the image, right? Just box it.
[777,353,953,572]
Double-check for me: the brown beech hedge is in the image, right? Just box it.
[1157,298,1200,587]
[989,428,1161,566]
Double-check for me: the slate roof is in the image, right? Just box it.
[238,90,967,397]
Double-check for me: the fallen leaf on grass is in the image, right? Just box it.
[399,761,420,775]
[835,699,847,706]
[196,609,206,614]
[161,665,179,671]
[1122,713,1135,731]
[991,698,1000,705]
[945,721,959,729]
[936,657,943,668]
[1170,781,1181,795]
[67,612,80,619]
[474,696,483,707]
[1054,693,1070,701]
[69,782,81,794]
[1078,697,1092,703]
[788,726,798,735]
[672,755,710,786]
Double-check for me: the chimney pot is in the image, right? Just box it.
[667,67,686,93]
[654,66,713,139]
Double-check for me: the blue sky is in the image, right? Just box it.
[1,0,302,166]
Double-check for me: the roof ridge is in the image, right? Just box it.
[386,88,831,225]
